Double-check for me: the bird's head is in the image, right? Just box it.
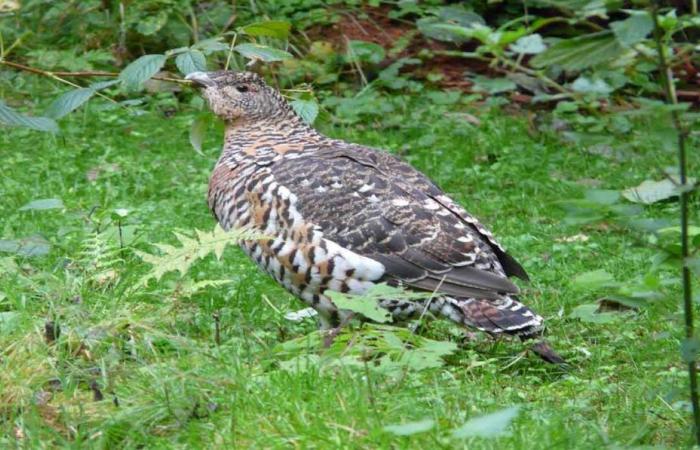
[186,70,290,123]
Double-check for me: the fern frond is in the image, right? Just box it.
[135,225,262,286]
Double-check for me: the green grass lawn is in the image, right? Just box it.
[0,89,694,448]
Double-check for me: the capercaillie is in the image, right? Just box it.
[186,70,564,364]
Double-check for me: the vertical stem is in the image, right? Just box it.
[213,312,221,346]
[652,4,700,445]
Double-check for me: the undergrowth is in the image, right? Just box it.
[1,78,697,447]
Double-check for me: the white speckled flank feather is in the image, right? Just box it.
[188,70,563,363]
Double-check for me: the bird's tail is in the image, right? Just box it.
[434,296,566,364]
[451,296,544,337]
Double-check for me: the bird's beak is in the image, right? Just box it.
[185,71,216,88]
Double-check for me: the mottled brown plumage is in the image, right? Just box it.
[187,70,563,363]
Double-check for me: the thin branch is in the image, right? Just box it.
[0,60,188,84]
[651,3,699,446]
[0,59,118,105]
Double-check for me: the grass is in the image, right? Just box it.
[0,84,695,449]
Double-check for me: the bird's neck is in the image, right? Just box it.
[223,112,323,149]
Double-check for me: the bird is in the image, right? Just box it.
[186,70,564,364]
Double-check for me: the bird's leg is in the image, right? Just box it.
[321,312,355,348]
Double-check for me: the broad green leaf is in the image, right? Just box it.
[90,79,121,90]
[234,43,292,62]
[328,291,393,323]
[119,54,167,89]
[681,337,700,363]
[452,406,521,439]
[0,311,22,336]
[175,50,207,75]
[686,257,700,276]
[622,177,695,205]
[136,10,168,35]
[327,284,431,324]
[611,12,653,47]
[0,236,51,257]
[46,88,96,119]
[0,100,58,133]
[19,198,64,211]
[193,38,230,54]
[471,76,516,94]
[510,33,546,54]
[240,20,291,39]
[436,5,485,28]
[384,419,435,436]
[572,269,618,290]
[290,99,319,124]
[584,189,619,205]
[531,32,624,71]
[346,40,386,64]
[569,303,622,324]
[417,7,485,44]
[189,115,210,155]
[571,76,613,95]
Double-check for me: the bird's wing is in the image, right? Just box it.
[269,143,527,300]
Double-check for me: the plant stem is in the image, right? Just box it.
[0,60,187,83]
[651,4,700,445]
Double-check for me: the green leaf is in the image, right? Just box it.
[119,54,167,89]
[234,43,292,62]
[0,236,51,257]
[569,303,622,324]
[571,76,612,95]
[0,100,58,133]
[175,50,207,75]
[686,257,700,276]
[346,40,386,64]
[46,88,96,119]
[189,115,210,155]
[90,79,121,91]
[384,419,435,436]
[611,12,653,47]
[471,76,516,94]
[274,323,457,374]
[510,33,545,54]
[531,32,624,71]
[416,7,485,44]
[622,177,695,205]
[572,269,619,290]
[328,292,393,323]
[584,189,619,205]
[193,38,230,54]
[290,99,319,124]
[19,198,64,211]
[0,311,22,336]
[682,337,700,363]
[240,20,291,39]
[452,406,521,439]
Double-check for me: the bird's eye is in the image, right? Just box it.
[236,85,249,93]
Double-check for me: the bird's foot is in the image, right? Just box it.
[322,327,342,348]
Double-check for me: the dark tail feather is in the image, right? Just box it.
[444,297,566,364]
[529,340,567,365]
[455,297,544,337]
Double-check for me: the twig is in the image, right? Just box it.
[651,3,700,446]
[225,32,238,71]
[0,59,119,106]
[213,312,221,346]
[0,59,188,84]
